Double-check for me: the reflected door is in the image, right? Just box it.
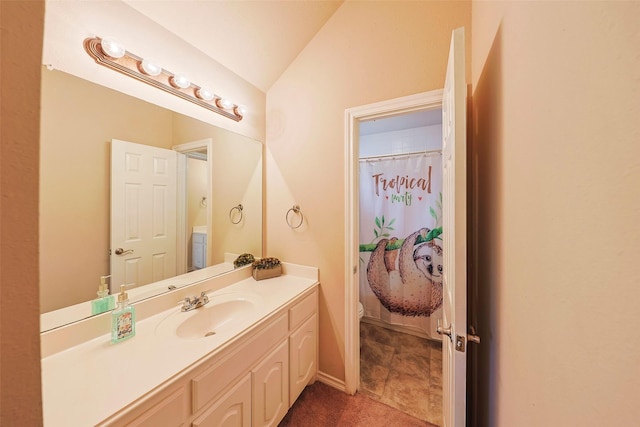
[111,139,177,292]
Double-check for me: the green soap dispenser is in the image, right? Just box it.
[111,284,136,343]
[91,275,115,315]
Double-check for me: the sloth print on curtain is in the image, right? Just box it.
[359,152,443,336]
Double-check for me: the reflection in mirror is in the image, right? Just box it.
[39,67,262,332]
[183,149,209,272]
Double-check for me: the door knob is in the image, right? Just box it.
[114,248,134,255]
[436,319,452,339]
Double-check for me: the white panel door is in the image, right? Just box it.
[440,27,467,427]
[111,139,177,293]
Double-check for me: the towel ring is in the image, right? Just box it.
[201,197,207,207]
[229,204,243,224]
[286,204,304,229]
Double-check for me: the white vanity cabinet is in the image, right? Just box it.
[288,292,318,406]
[121,383,192,427]
[192,374,251,427]
[100,287,318,427]
[192,231,207,270]
[251,341,289,427]
[289,314,317,406]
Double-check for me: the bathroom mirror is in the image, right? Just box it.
[39,68,263,332]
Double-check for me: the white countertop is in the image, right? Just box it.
[41,266,318,426]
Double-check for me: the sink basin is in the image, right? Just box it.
[155,292,263,340]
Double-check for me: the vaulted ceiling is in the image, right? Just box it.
[123,0,344,92]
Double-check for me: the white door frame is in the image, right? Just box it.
[173,139,213,274]
[344,90,443,394]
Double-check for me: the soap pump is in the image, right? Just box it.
[91,275,115,315]
[111,284,136,343]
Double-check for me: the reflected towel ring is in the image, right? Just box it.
[229,204,243,224]
[286,204,304,229]
[201,197,207,207]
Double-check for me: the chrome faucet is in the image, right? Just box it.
[181,291,210,312]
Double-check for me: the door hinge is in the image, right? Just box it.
[468,325,481,345]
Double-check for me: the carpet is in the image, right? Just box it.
[278,382,440,427]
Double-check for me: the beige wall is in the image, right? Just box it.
[172,116,264,264]
[40,69,174,312]
[471,1,640,425]
[266,1,471,381]
[0,1,44,424]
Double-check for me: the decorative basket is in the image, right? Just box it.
[252,265,282,281]
[252,257,282,281]
[233,253,255,268]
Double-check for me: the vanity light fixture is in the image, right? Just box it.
[170,73,191,89]
[235,104,248,116]
[216,98,234,109]
[84,36,246,121]
[139,58,162,77]
[196,87,215,101]
[100,37,126,59]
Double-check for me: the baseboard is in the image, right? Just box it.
[362,316,442,342]
[316,371,347,393]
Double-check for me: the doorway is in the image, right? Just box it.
[344,90,444,422]
[184,153,208,272]
[173,139,213,275]
[358,109,444,423]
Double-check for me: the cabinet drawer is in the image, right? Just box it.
[192,313,288,412]
[125,385,190,427]
[289,291,317,331]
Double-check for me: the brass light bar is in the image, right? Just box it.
[84,37,245,122]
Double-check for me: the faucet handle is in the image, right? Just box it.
[200,290,212,302]
[180,296,194,312]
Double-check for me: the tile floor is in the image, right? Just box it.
[359,321,443,427]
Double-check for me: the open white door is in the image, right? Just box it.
[111,139,177,293]
[439,27,467,427]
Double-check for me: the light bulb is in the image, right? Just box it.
[100,38,125,59]
[196,87,214,101]
[216,98,233,109]
[139,58,162,76]
[235,105,248,116]
[170,73,190,89]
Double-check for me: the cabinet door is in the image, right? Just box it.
[192,373,251,427]
[252,341,289,427]
[289,313,317,406]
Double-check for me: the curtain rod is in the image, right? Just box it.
[359,149,442,161]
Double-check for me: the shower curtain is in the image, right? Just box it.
[359,152,443,339]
